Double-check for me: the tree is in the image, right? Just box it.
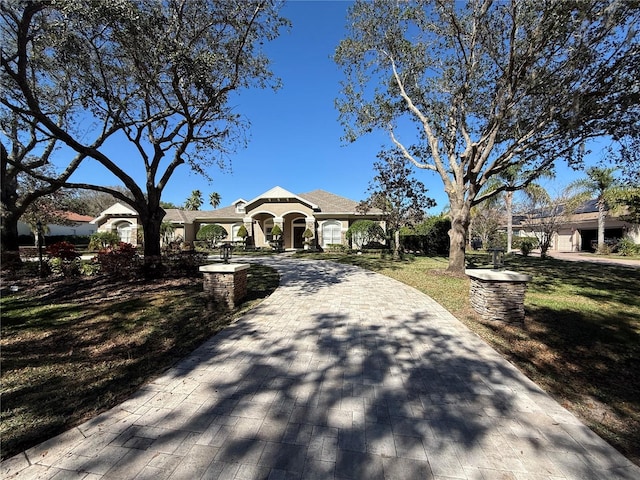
[346,220,385,250]
[2,0,288,274]
[184,190,204,211]
[160,200,180,210]
[1,110,84,265]
[196,224,227,248]
[62,187,133,217]
[358,151,434,259]
[519,188,583,258]
[335,0,640,273]
[568,167,619,253]
[160,221,176,247]
[209,192,221,209]
[469,198,505,250]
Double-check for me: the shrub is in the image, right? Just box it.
[346,220,385,249]
[46,241,80,261]
[326,243,347,253]
[237,224,248,239]
[163,251,208,276]
[401,215,451,255]
[79,262,101,276]
[519,238,537,257]
[46,241,81,277]
[89,231,120,251]
[196,224,228,248]
[616,238,640,256]
[95,242,140,276]
[270,224,282,237]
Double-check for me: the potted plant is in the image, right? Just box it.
[302,228,314,250]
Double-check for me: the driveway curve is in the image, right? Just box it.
[3,258,638,479]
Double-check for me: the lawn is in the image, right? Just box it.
[322,251,640,466]
[0,264,279,461]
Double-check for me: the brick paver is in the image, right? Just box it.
[2,258,639,479]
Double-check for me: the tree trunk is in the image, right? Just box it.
[138,202,166,278]
[447,203,470,274]
[1,213,23,268]
[506,191,513,253]
[597,200,606,253]
[393,229,400,260]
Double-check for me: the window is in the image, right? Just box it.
[321,220,342,248]
[235,202,246,214]
[116,222,132,244]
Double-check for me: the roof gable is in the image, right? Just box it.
[245,186,319,210]
[91,202,137,224]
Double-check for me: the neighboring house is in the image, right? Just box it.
[513,199,640,252]
[18,212,97,238]
[92,186,386,250]
[90,202,140,245]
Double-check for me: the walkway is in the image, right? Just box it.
[3,258,638,480]
[548,251,640,268]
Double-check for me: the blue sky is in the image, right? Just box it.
[202,0,387,207]
[64,0,609,212]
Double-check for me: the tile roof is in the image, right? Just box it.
[299,190,383,214]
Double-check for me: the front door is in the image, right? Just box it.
[293,226,305,249]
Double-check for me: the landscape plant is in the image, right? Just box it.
[95,242,140,277]
[237,224,249,249]
[302,228,314,247]
[196,224,228,249]
[46,241,80,277]
[88,231,120,251]
[346,219,385,250]
[358,152,434,259]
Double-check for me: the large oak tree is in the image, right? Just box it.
[1,0,288,273]
[335,0,639,273]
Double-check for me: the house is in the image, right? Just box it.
[18,212,97,238]
[92,186,386,250]
[90,203,140,244]
[513,199,640,252]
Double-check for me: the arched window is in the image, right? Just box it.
[321,220,342,248]
[116,222,133,244]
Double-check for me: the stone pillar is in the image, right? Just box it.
[199,263,250,309]
[466,269,532,323]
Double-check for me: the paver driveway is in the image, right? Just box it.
[3,258,639,479]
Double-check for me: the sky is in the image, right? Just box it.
[61,0,611,213]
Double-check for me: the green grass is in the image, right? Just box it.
[302,251,640,465]
[0,264,279,461]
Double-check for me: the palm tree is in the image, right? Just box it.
[479,165,553,253]
[184,190,203,211]
[209,192,221,209]
[569,167,618,253]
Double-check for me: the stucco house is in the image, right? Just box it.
[92,186,386,250]
[513,199,640,252]
[18,211,97,238]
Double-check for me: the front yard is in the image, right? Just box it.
[0,264,279,461]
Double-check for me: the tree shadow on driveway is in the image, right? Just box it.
[11,259,639,480]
